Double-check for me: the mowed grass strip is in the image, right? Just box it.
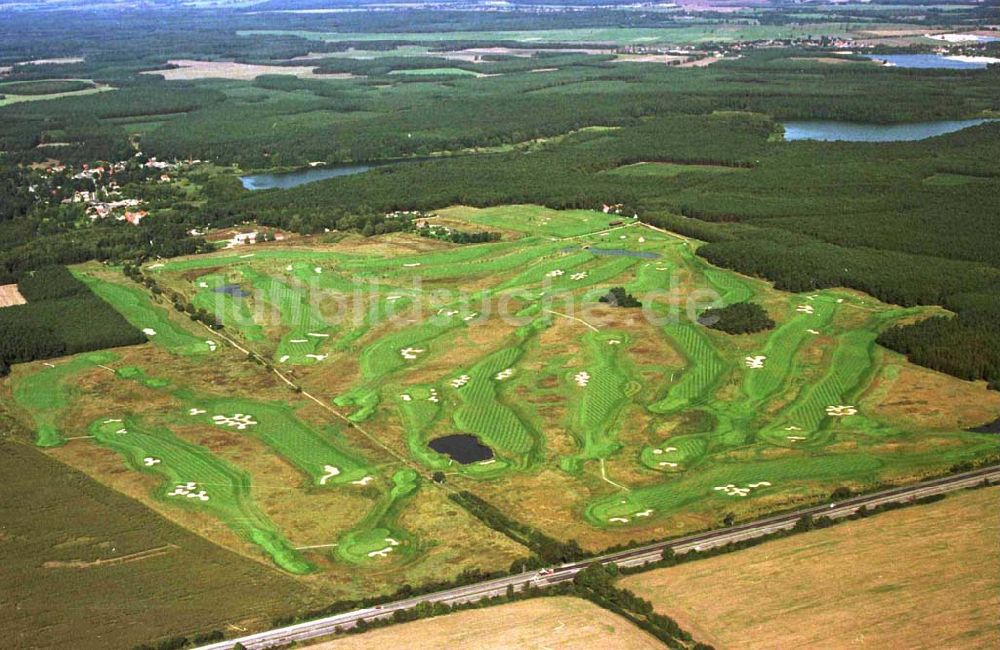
[621,487,1000,650]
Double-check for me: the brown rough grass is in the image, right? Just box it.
[0,283,26,307]
[621,487,1000,650]
[306,596,662,650]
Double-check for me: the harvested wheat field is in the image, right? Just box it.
[307,597,661,650]
[0,283,26,307]
[144,60,353,81]
[622,487,1000,650]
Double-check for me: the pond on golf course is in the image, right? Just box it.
[968,417,1000,434]
[428,434,494,464]
[782,118,997,142]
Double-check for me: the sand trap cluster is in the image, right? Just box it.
[571,272,588,280]
[400,347,424,360]
[213,413,257,430]
[826,405,858,417]
[367,537,401,558]
[198,281,209,288]
[796,304,815,314]
[574,371,591,387]
[143,457,161,466]
[745,355,767,369]
[188,408,206,416]
[714,481,771,497]
[546,269,565,278]
[495,368,514,381]
[428,388,440,403]
[319,465,341,485]
[168,482,209,501]
[352,475,374,486]
[306,353,328,361]
[651,446,677,455]
[142,328,157,337]
[205,340,217,352]
[450,374,471,388]
[463,312,479,321]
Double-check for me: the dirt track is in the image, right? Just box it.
[0,284,26,307]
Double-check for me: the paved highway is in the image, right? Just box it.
[198,466,999,650]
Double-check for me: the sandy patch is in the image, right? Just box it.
[0,284,26,307]
[143,59,355,81]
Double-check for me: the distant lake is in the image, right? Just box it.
[240,163,375,190]
[867,54,999,69]
[782,118,996,142]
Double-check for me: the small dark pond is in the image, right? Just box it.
[215,284,250,298]
[968,417,1000,434]
[428,434,494,464]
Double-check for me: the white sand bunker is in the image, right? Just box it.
[479,458,496,466]
[386,295,402,302]
[787,435,806,441]
[609,517,629,523]
[306,354,328,361]
[352,475,374,486]
[403,262,421,268]
[168,482,209,501]
[319,465,340,485]
[745,355,766,369]
[143,457,161,466]
[570,272,588,281]
[638,236,646,243]
[205,340,217,351]
[307,332,329,338]
[142,328,157,336]
[450,374,471,388]
[289,338,308,344]
[574,371,591,387]
[796,304,815,314]
[784,425,802,431]
[463,312,479,321]
[428,388,440,403]
[619,235,627,240]
[400,393,412,402]
[635,509,653,517]
[104,418,123,424]
[314,267,322,274]
[188,408,206,416]
[807,329,820,335]
[286,265,293,271]
[400,347,424,360]
[714,481,771,497]
[198,281,209,288]
[607,339,621,345]
[240,253,255,259]
[652,446,678,455]
[279,355,290,363]
[115,428,128,435]
[495,368,514,381]
[826,405,857,417]
[546,269,565,278]
[658,461,679,468]
[213,413,258,430]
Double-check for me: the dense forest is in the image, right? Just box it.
[0,266,145,375]
[699,302,775,334]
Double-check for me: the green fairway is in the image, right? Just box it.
[12,351,119,446]
[89,417,312,573]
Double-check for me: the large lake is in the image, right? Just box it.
[240,163,375,190]
[783,118,996,142]
[866,54,999,69]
